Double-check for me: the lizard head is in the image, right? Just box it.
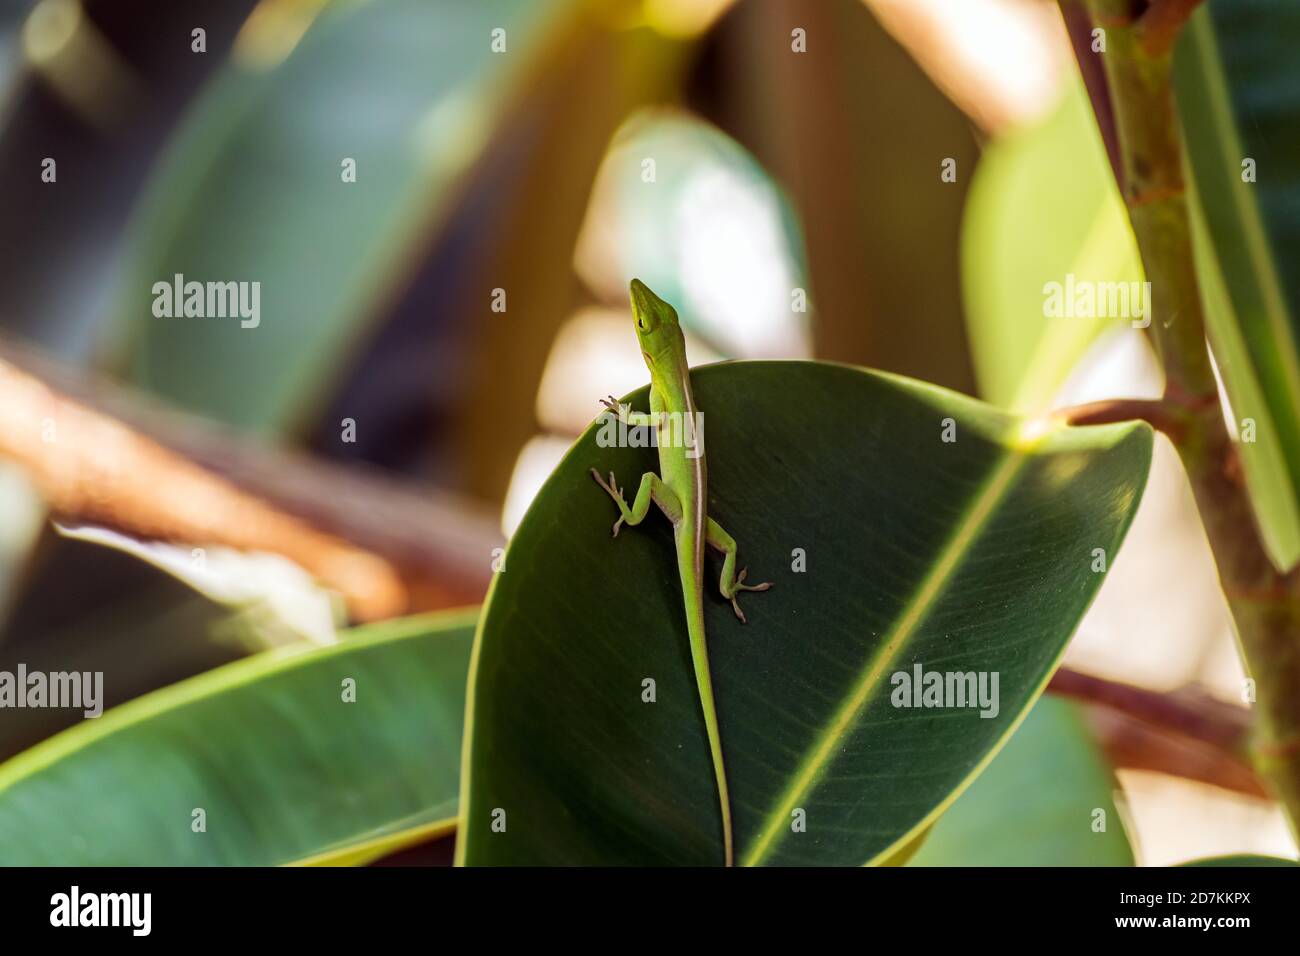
[628,278,685,376]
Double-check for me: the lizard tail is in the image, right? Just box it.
[700,674,735,868]
[680,557,735,867]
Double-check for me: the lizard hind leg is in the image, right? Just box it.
[589,468,679,537]
[705,517,773,623]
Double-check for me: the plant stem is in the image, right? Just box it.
[1068,0,1300,834]
[1082,705,1266,799]
[1049,665,1267,797]
[1050,667,1249,755]
[1049,666,1262,798]
[1052,395,1213,440]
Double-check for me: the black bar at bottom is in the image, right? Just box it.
[0,864,1292,942]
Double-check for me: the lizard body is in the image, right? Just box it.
[590,279,771,866]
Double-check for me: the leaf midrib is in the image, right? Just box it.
[739,445,1029,866]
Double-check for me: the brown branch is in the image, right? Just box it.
[1049,666,1262,797]
[1049,667,1249,754]
[1083,708,1268,799]
[0,338,502,620]
[1137,0,1208,57]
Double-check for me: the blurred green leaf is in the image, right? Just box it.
[1175,0,1300,572]
[435,15,689,501]
[962,77,1144,413]
[109,0,573,433]
[0,529,260,762]
[1181,854,1299,867]
[909,696,1133,866]
[578,110,809,358]
[0,609,474,865]
[459,360,1152,865]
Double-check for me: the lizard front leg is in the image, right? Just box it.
[706,517,773,623]
[590,469,682,536]
[599,395,659,429]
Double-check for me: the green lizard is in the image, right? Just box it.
[589,278,771,867]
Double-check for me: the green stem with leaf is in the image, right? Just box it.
[1065,0,1300,833]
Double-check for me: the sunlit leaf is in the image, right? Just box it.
[0,609,474,865]
[963,77,1144,413]
[1175,0,1300,571]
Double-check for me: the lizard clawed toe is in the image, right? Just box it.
[726,568,773,622]
[730,596,748,624]
[590,468,628,537]
[736,567,773,593]
[590,467,621,498]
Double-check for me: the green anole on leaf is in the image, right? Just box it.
[590,279,771,867]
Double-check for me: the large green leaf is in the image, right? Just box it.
[458,360,1152,865]
[963,76,1144,413]
[108,0,571,433]
[908,696,1133,866]
[0,609,475,865]
[1175,1,1300,572]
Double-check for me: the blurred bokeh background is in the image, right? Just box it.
[0,0,1291,864]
